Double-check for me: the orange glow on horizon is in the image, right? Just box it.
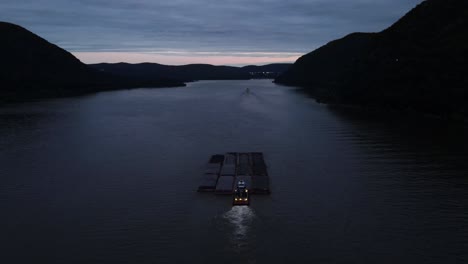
[72,51,300,66]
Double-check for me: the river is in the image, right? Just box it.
[1,80,467,263]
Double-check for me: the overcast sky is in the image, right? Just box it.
[0,0,423,65]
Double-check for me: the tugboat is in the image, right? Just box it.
[233,180,249,206]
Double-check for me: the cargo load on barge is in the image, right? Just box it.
[197,152,271,203]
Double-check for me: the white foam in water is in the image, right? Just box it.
[223,206,255,241]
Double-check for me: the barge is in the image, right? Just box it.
[197,152,271,204]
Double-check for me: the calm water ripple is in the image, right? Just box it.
[1,80,467,263]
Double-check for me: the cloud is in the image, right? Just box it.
[73,51,302,65]
[0,0,423,63]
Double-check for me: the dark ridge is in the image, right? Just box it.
[0,22,184,103]
[89,63,292,82]
[275,0,468,120]
[90,63,248,82]
[241,63,292,78]
[242,63,291,72]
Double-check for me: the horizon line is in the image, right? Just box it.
[72,51,301,67]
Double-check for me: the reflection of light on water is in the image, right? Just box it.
[223,206,255,249]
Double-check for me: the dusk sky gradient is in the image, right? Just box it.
[1,0,423,65]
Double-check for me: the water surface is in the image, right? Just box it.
[1,80,467,263]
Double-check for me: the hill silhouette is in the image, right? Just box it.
[1,22,96,101]
[242,64,292,79]
[0,21,291,103]
[275,0,468,120]
[90,63,292,82]
[0,22,183,103]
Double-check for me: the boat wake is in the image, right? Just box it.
[223,206,255,250]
